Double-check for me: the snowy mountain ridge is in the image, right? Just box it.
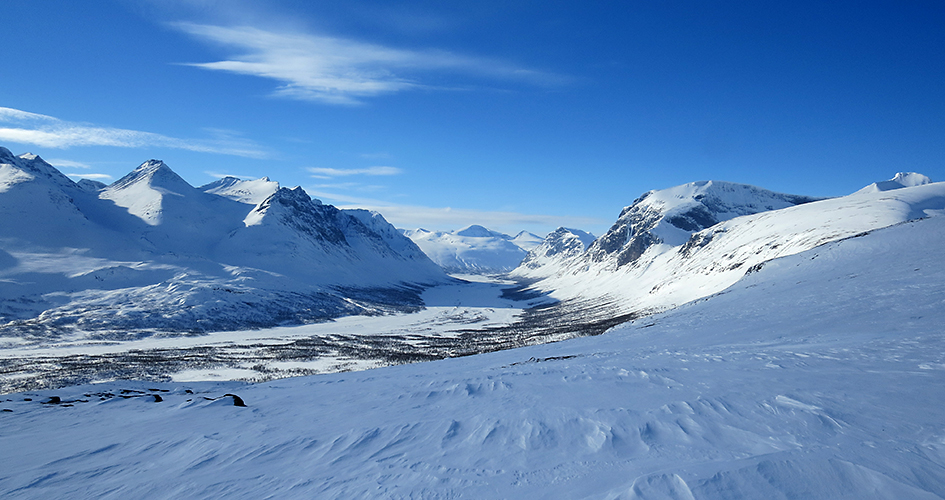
[514,174,944,317]
[0,147,447,337]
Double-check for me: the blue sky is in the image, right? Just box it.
[1,0,943,235]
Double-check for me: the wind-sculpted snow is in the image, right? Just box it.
[2,216,944,499]
[0,147,447,335]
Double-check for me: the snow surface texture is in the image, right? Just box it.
[513,175,945,317]
[404,225,545,273]
[0,147,447,336]
[2,215,944,499]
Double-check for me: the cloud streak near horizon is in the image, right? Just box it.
[306,187,602,234]
[308,166,402,178]
[174,22,566,105]
[0,107,267,158]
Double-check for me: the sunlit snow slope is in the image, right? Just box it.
[514,175,943,316]
[1,212,943,499]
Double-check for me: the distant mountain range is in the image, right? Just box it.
[0,147,446,337]
[403,225,546,273]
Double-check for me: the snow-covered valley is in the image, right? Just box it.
[1,214,943,499]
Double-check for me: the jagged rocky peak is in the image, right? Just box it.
[587,180,819,268]
[245,186,346,244]
[519,227,595,270]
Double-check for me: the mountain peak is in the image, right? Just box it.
[108,159,192,194]
[12,152,78,191]
[99,160,197,226]
[455,224,508,239]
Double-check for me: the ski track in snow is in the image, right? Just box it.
[1,217,944,499]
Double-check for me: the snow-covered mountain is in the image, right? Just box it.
[199,175,279,204]
[0,147,447,336]
[516,227,596,277]
[513,175,945,316]
[510,230,544,251]
[404,225,544,273]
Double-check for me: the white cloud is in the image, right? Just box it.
[67,173,113,180]
[308,166,402,178]
[359,152,391,160]
[0,106,267,158]
[173,23,566,105]
[47,159,92,169]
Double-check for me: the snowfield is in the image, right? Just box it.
[1,210,944,499]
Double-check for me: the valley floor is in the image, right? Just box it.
[0,275,556,393]
[1,218,944,498]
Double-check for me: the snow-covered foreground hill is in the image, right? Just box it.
[2,215,943,499]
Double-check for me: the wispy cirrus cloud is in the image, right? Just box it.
[67,173,113,180]
[47,158,92,169]
[173,22,568,105]
[308,166,402,179]
[0,107,267,158]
